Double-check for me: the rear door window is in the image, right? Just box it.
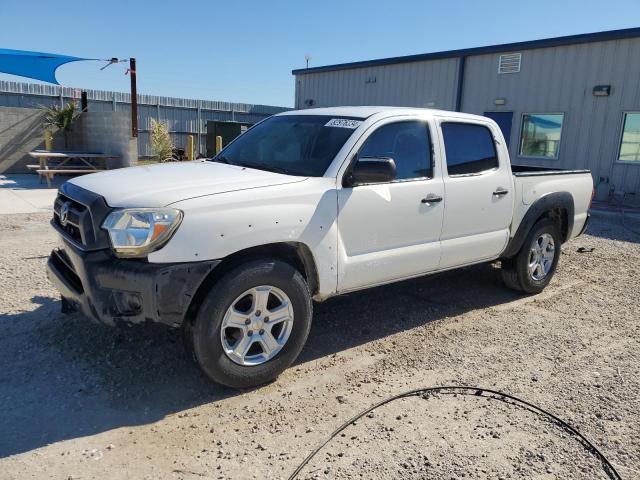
[441,122,498,175]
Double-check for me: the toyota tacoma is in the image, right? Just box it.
[47,107,593,388]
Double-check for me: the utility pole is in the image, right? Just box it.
[129,58,138,137]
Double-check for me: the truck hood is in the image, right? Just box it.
[68,161,308,207]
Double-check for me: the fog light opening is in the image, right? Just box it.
[113,291,143,316]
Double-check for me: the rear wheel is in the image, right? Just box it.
[185,258,312,388]
[61,297,75,314]
[501,218,561,294]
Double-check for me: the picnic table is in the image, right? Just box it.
[27,150,119,187]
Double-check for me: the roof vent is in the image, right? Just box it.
[498,53,521,74]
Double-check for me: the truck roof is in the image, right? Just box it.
[276,106,490,122]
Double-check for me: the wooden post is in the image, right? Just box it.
[215,135,223,154]
[129,58,138,137]
[186,135,195,160]
[80,91,88,112]
[197,100,202,156]
[44,130,53,151]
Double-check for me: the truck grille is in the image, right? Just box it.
[53,194,85,243]
[52,183,113,251]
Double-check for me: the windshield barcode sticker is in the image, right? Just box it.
[325,118,362,129]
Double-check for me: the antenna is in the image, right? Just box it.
[304,55,311,69]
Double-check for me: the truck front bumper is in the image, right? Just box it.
[47,237,220,327]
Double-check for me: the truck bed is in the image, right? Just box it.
[510,165,593,245]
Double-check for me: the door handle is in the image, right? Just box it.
[493,188,509,197]
[421,194,443,204]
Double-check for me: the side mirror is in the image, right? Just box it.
[344,157,396,187]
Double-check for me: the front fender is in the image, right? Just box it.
[147,178,339,297]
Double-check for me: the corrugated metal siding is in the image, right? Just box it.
[461,37,640,199]
[295,58,459,110]
[293,37,640,198]
[0,81,290,158]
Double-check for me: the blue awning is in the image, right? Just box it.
[528,115,562,129]
[0,48,93,84]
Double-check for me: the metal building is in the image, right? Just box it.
[293,27,640,203]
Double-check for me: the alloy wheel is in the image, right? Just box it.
[220,285,294,366]
[528,233,556,281]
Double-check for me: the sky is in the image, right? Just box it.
[0,0,639,107]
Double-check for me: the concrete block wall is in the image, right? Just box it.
[0,108,137,173]
[74,112,137,168]
[0,107,64,173]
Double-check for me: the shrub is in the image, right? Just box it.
[150,118,174,162]
[40,101,79,148]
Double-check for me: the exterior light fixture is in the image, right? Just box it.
[593,85,611,97]
[494,98,507,106]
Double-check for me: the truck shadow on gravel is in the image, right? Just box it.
[302,263,519,363]
[0,264,522,458]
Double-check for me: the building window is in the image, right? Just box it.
[359,121,431,180]
[441,122,498,175]
[619,113,640,163]
[519,113,564,159]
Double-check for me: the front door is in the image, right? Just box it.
[484,111,513,147]
[337,119,444,292]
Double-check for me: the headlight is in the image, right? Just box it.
[102,208,183,257]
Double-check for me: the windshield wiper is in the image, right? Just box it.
[242,162,291,175]
[211,155,234,165]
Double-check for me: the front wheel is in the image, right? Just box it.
[185,258,312,388]
[502,218,561,294]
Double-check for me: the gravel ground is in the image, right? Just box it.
[0,211,639,479]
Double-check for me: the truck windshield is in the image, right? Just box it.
[210,115,362,176]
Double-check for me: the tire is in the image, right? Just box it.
[500,258,522,292]
[501,218,561,294]
[61,296,75,314]
[186,258,312,388]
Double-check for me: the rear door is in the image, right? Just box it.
[437,118,513,268]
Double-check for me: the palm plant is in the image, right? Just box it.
[40,101,80,149]
[150,118,174,162]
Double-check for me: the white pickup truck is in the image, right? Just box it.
[47,107,593,387]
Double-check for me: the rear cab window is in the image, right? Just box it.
[441,122,498,176]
